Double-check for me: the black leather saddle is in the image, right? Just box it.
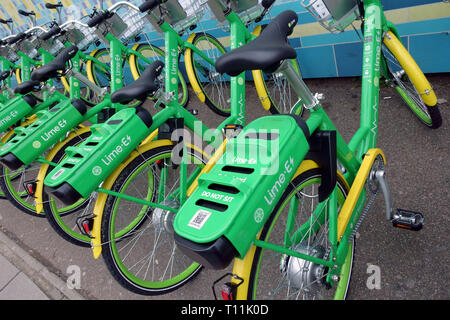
[111,60,164,104]
[215,10,298,76]
[31,45,78,82]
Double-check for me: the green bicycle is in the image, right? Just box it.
[174,1,441,300]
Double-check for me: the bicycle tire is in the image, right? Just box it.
[383,31,442,129]
[185,32,230,116]
[244,167,354,300]
[42,129,94,246]
[252,58,304,116]
[128,43,189,108]
[101,144,207,295]
[85,48,141,108]
[0,118,44,216]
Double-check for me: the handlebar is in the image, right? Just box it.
[39,25,61,40]
[138,0,166,13]
[87,1,140,28]
[7,32,27,45]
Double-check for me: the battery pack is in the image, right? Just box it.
[0,95,36,133]
[44,107,152,205]
[0,99,86,170]
[174,115,310,269]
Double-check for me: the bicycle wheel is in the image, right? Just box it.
[101,144,207,295]
[185,32,230,116]
[246,167,353,300]
[60,60,98,106]
[85,48,140,108]
[252,58,304,115]
[0,118,44,216]
[382,31,442,129]
[41,129,94,246]
[129,43,189,107]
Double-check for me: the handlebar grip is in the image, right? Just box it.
[7,32,27,45]
[39,25,62,41]
[87,10,110,28]
[138,0,166,13]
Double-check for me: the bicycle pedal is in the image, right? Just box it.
[392,209,424,231]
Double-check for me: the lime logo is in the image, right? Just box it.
[92,166,102,176]
[115,78,121,84]
[254,208,264,223]
[238,77,244,85]
[32,141,41,149]
[171,77,177,85]
[374,76,379,87]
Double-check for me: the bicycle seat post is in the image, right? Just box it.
[276,59,319,110]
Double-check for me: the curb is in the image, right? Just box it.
[0,228,86,300]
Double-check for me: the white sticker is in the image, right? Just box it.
[188,209,212,230]
[51,168,65,180]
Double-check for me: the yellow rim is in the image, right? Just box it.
[250,25,272,111]
[60,76,70,93]
[383,30,437,106]
[86,49,100,85]
[184,32,206,103]
[129,43,141,81]
[15,68,21,84]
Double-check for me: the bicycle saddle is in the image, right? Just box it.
[111,60,164,104]
[13,80,40,95]
[31,45,78,82]
[215,10,298,76]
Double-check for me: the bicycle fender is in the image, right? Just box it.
[184,33,206,103]
[35,126,92,214]
[337,148,385,239]
[383,30,437,106]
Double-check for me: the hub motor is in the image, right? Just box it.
[152,199,179,234]
[280,242,327,291]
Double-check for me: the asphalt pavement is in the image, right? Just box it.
[0,74,448,301]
